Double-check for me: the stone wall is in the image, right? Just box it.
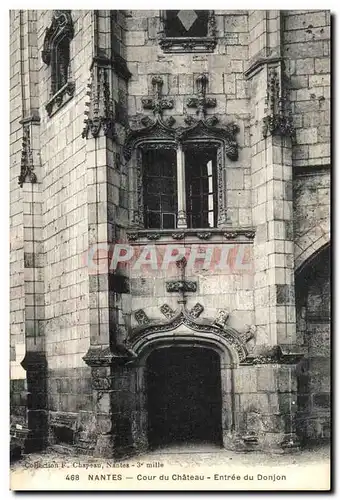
[293,169,330,270]
[125,238,254,334]
[10,10,26,420]
[36,11,94,431]
[295,246,330,442]
[123,10,254,333]
[283,10,331,168]
[125,10,252,227]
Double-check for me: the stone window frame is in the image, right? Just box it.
[158,10,217,54]
[42,10,75,117]
[129,138,227,230]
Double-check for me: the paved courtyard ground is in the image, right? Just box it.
[10,442,331,491]
[11,441,330,469]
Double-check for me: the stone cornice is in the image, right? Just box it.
[244,55,282,80]
[19,114,40,125]
[293,165,331,177]
[90,54,131,81]
[83,345,135,367]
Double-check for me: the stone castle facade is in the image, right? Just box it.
[10,10,331,457]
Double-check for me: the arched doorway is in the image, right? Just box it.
[295,244,331,444]
[146,346,223,448]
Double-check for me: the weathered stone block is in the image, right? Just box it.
[296,58,315,75]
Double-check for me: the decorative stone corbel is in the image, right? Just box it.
[82,59,115,140]
[18,124,37,187]
[262,65,295,139]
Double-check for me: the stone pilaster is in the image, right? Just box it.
[245,10,301,450]
[18,10,47,452]
[82,10,133,456]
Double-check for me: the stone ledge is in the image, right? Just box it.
[159,37,217,54]
[83,345,135,368]
[240,345,305,366]
[126,227,256,243]
[244,55,282,80]
[45,81,75,118]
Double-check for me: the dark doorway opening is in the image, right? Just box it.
[295,245,331,445]
[147,346,223,448]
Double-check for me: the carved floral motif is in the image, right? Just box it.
[171,232,185,240]
[223,229,256,240]
[189,303,204,318]
[160,304,175,319]
[214,309,229,328]
[127,232,139,241]
[92,377,111,390]
[196,232,212,240]
[166,280,197,293]
[134,309,149,325]
[146,233,161,240]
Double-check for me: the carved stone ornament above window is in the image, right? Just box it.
[187,74,216,120]
[142,76,174,118]
[159,10,217,53]
[123,112,239,162]
[42,10,75,117]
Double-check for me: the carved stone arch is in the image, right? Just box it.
[127,310,247,365]
[123,116,240,162]
[295,240,331,276]
[177,119,239,161]
[295,231,330,273]
[123,116,177,162]
[129,314,242,451]
[132,331,239,367]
